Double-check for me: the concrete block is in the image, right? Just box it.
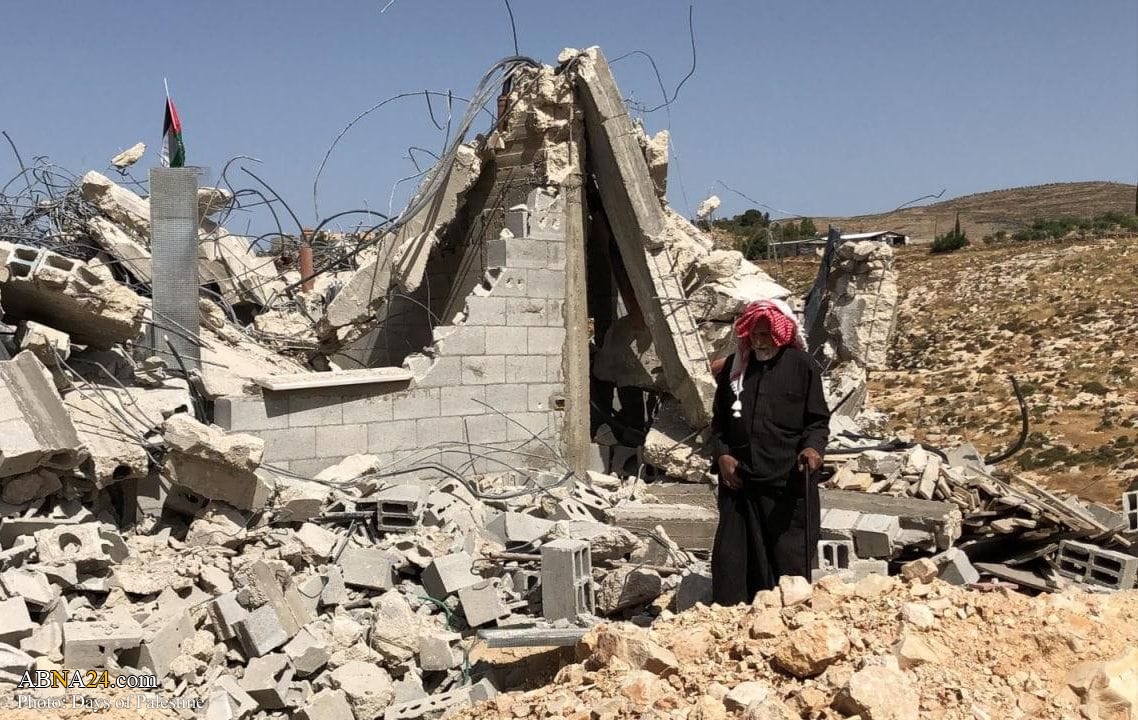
[437,386,486,417]
[505,412,552,442]
[418,631,461,672]
[0,596,36,645]
[315,423,368,459]
[414,416,465,447]
[421,552,478,598]
[435,325,485,355]
[932,547,980,586]
[463,296,507,326]
[0,352,85,479]
[547,498,597,523]
[464,415,509,445]
[339,547,395,590]
[457,579,510,627]
[526,269,567,298]
[34,523,112,569]
[367,420,418,453]
[541,538,594,621]
[274,476,329,523]
[63,618,143,668]
[506,297,551,326]
[289,457,338,479]
[0,568,56,609]
[820,508,860,540]
[20,620,63,658]
[486,512,555,547]
[214,395,289,432]
[247,561,313,638]
[414,356,462,388]
[241,653,294,710]
[392,389,441,420]
[233,605,289,658]
[295,523,339,559]
[207,675,259,720]
[546,354,565,383]
[852,513,901,558]
[675,571,713,611]
[341,394,395,425]
[284,627,328,677]
[374,483,427,533]
[488,268,529,297]
[285,392,344,427]
[482,383,529,413]
[206,592,249,641]
[1125,490,1138,533]
[818,540,856,571]
[484,326,529,355]
[262,426,318,462]
[297,689,354,720]
[383,686,475,720]
[527,327,565,354]
[461,355,505,385]
[321,567,349,607]
[1057,539,1138,590]
[527,383,563,412]
[504,355,546,383]
[605,503,718,551]
[138,608,194,678]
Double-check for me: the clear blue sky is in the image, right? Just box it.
[3,0,1135,234]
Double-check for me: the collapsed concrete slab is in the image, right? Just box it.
[573,47,716,426]
[162,414,270,511]
[0,352,85,479]
[0,243,145,349]
[320,144,481,350]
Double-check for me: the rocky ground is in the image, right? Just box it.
[453,574,1138,720]
[769,236,1138,505]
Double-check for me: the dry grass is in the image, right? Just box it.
[811,181,1136,242]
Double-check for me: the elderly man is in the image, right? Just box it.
[708,299,830,605]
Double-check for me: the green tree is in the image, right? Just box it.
[799,217,817,237]
[742,228,770,260]
[931,212,968,254]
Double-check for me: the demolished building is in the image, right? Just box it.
[0,46,1135,719]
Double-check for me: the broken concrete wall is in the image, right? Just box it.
[0,242,145,349]
[812,239,899,371]
[319,144,482,359]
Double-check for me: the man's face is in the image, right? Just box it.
[750,317,777,359]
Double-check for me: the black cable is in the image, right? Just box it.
[983,375,1030,465]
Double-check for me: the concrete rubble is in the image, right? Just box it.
[1,43,1136,720]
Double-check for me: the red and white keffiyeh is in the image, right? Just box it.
[728,299,806,417]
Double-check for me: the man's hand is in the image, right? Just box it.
[798,447,822,474]
[717,454,742,490]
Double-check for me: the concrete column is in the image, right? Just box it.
[561,149,591,479]
[149,167,201,371]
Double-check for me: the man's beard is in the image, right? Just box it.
[752,345,778,361]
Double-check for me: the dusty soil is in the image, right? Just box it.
[766,237,1138,506]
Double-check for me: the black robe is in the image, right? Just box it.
[708,346,830,605]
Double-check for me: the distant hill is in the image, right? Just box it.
[812,181,1137,242]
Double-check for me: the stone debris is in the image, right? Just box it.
[0,42,1135,720]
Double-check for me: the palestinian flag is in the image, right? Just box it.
[161,95,185,168]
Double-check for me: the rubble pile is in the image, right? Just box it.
[452,574,1138,720]
[0,449,707,719]
[0,42,1136,720]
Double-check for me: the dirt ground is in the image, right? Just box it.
[766,236,1138,506]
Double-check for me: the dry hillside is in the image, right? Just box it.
[811,181,1136,242]
[767,236,1138,505]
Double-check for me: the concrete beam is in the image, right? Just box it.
[573,48,714,426]
[605,502,717,551]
